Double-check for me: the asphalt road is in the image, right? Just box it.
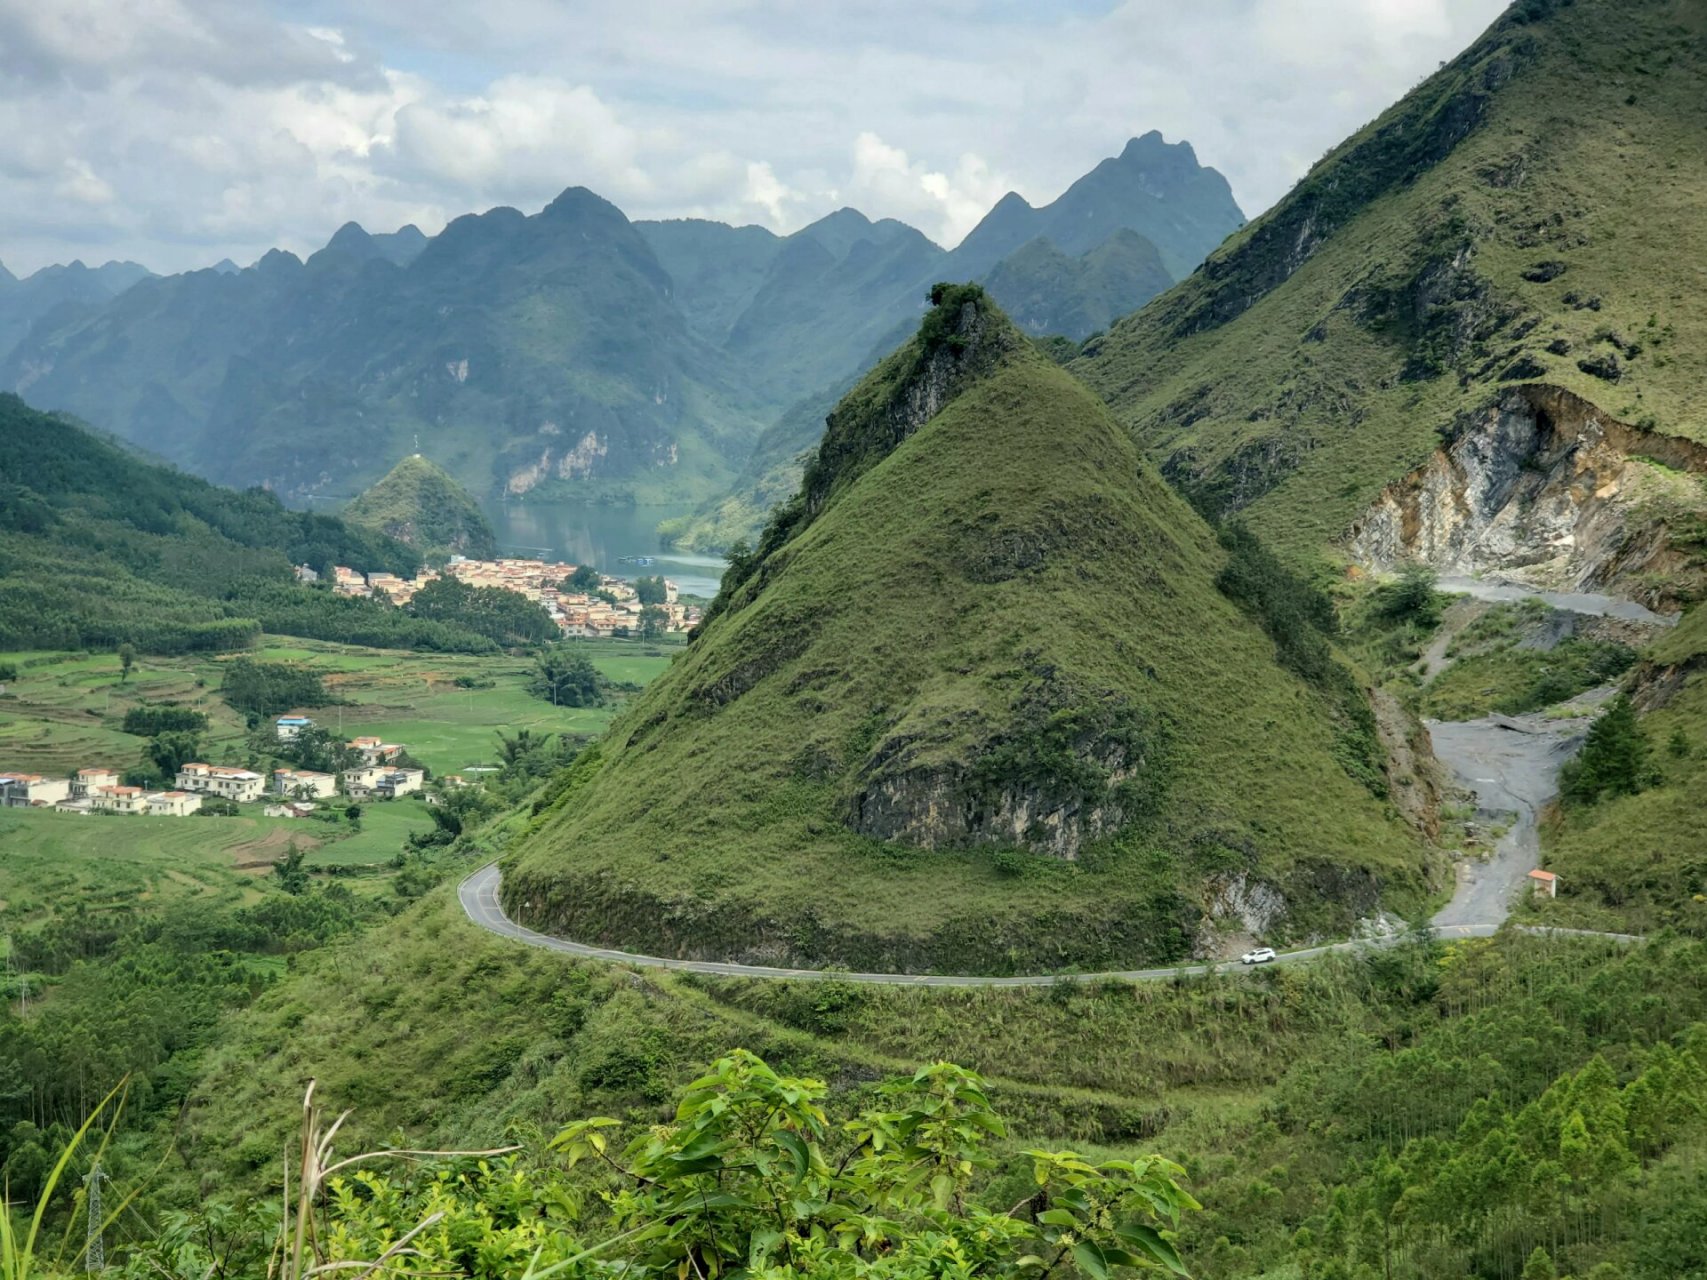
[458,864,1634,986]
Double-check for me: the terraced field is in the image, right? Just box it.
[0,807,289,927]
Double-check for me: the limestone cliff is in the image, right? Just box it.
[1346,385,1707,610]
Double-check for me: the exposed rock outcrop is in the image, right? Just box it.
[1345,385,1707,609]
[847,679,1166,862]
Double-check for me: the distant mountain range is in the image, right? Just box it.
[0,258,153,365]
[0,133,1243,514]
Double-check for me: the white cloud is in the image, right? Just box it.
[55,159,114,206]
[0,0,1514,274]
[741,161,796,227]
[848,133,1012,246]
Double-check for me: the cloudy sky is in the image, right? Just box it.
[0,0,1511,276]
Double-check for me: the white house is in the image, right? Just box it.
[145,790,203,817]
[71,767,122,797]
[264,801,318,819]
[92,785,150,815]
[273,768,338,799]
[342,766,425,801]
[275,714,315,741]
[0,773,71,807]
[346,736,404,764]
[175,763,265,803]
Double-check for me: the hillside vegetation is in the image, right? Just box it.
[0,395,499,654]
[500,290,1426,974]
[165,879,1707,1280]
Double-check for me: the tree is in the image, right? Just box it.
[1377,564,1442,627]
[634,575,668,605]
[527,645,608,707]
[406,576,558,647]
[1521,1246,1557,1280]
[344,804,362,823]
[563,563,601,592]
[639,604,668,640]
[273,842,309,895]
[221,659,329,717]
[118,642,136,683]
[1561,696,1655,804]
[146,730,203,778]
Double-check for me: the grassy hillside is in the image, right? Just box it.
[500,291,1426,974]
[1076,0,1707,564]
[341,454,498,561]
[1528,606,1707,935]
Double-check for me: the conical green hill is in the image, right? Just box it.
[501,288,1426,974]
[343,454,497,560]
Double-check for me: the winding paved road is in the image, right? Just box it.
[455,578,1648,985]
[457,864,1632,986]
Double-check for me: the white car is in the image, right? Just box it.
[1240,947,1278,965]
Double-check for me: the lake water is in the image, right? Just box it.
[482,501,728,597]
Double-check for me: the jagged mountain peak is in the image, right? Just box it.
[1119,129,1197,166]
[541,185,630,224]
[326,221,373,249]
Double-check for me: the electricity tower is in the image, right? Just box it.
[85,1160,108,1273]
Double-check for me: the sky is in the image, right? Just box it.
[0,0,1513,276]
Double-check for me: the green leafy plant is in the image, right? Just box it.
[546,1049,1196,1278]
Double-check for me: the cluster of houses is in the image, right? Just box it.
[0,768,206,817]
[259,723,426,817]
[298,557,703,638]
[0,727,426,821]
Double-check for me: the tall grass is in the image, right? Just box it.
[0,1080,136,1280]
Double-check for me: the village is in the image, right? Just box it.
[0,719,441,820]
[301,557,705,638]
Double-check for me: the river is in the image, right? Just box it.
[482,500,728,597]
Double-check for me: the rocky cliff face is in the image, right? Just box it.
[847,691,1159,862]
[1345,385,1707,608]
[802,289,1019,522]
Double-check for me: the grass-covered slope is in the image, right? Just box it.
[342,453,498,561]
[501,292,1425,974]
[1076,0,1707,562]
